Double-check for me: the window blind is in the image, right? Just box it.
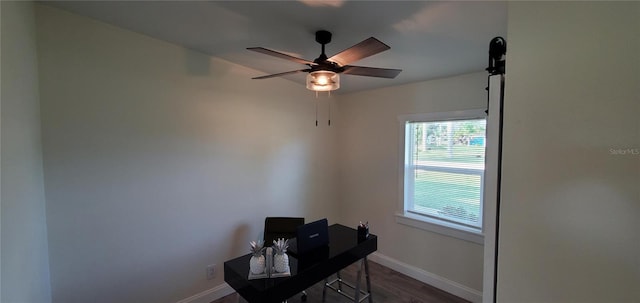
[407,119,486,228]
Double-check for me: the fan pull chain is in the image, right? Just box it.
[328,99,331,126]
[315,98,318,127]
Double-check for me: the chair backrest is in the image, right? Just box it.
[264,217,305,245]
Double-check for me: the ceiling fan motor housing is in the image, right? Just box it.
[311,61,343,73]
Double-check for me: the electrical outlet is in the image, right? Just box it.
[206,264,216,280]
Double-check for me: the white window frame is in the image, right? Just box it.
[396,109,487,244]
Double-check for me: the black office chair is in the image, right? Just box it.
[264,217,306,302]
[264,217,305,244]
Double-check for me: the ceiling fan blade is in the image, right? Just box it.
[328,37,390,66]
[342,65,402,78]
[252,69,311,80]
[247,47,315,65]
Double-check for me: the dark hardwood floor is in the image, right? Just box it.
[213,260,469,303]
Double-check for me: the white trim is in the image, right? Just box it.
[175,283,235,303]
[395,212,484,244]
[397,109,487,123]
[368,252,482,303]
[482,74,504,303]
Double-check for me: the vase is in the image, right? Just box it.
[249,255,265,275]
[273,253,289,273]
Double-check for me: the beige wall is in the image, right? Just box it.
[33,4,489,301]
[335,72,487,293]
[499,2,639,302]
[0,1,52,302]
[35,5,337,303]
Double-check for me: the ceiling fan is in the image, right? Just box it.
[247,30,402,92]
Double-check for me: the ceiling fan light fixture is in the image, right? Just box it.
[306,71,340,91]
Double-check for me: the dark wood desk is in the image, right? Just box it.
[224,224,377,303]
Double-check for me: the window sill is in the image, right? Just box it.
[395,212,484,244]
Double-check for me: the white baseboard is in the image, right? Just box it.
[177,253,482,303]
[368,252,483,303]
[176,282,235,303]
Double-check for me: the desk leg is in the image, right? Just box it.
[354,259,363,302]
[364,257,372,303]
[323,257,373,303]
[322,278,328,302]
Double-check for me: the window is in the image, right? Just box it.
[398,110,486,242]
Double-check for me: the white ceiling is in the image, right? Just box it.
[45,1,507,94]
